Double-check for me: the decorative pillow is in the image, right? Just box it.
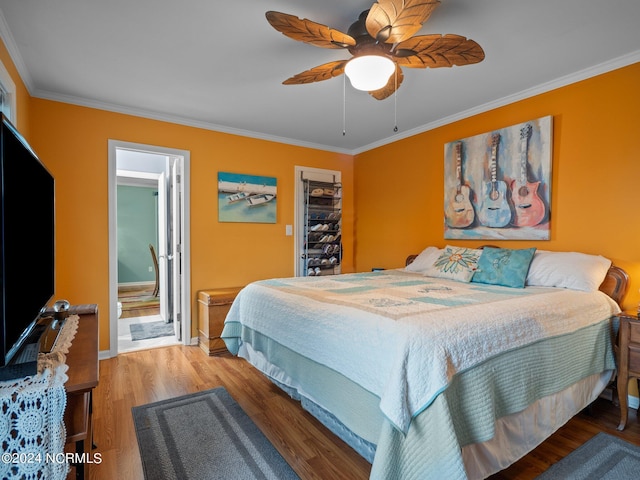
[404,246,442,273]
[423,245,482,282]
[472,247,537,288]
[526,250,612,292]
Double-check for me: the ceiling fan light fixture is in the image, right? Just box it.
[344,55,395,91]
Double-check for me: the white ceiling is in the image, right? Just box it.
[0,0,639,154]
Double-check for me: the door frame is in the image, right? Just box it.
[156,171,170,323]
[108,140,192,357]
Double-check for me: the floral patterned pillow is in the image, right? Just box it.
[423,245,482,282]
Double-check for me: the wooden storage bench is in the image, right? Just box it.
[197,287,243,355]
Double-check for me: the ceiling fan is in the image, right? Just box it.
[266,0,485,100]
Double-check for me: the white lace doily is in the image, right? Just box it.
[0,314,79,480]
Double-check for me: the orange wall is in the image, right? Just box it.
[355,62,640,312]
[2,31,639,353]
[25,100,354,351]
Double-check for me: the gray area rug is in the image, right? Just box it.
[132,387,300,480]
[536,432,640,479]
[130,321,174,341]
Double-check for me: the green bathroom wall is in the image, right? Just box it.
[117,185,158,284]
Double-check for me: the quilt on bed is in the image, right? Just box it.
[222,270,619,435]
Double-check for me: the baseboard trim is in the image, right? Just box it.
[99,349,113,360]
[117,281,155,290]
[600,387,639,410]
[99,338,202,360]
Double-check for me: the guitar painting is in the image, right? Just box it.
[511,124,546,227]
[444,115,551,240]
[478,133,511,227]
[445,142,475,228]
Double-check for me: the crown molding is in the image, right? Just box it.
[32,89,355,155]
[352,50,640,155]
[0,9,34,93]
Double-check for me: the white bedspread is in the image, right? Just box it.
[223,270,620,434]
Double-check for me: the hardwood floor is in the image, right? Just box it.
[91,345,640,480]
[118,284,160,319]
[118,304,160,319]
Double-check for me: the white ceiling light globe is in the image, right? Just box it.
[344,55,395,91]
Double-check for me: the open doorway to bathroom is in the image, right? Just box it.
[116,163,172,352]
[108,140,191,355]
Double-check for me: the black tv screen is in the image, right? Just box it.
[0,114,55,367]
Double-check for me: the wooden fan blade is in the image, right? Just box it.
[393,34,485,68]
[369,65,404,100]
[266,11,356,49]
[366,0,440,44]
[282,61,348,85]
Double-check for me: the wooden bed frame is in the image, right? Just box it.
[405,253,629,307]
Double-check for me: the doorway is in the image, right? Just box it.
[108,140,191,356]
[294,166,342,277]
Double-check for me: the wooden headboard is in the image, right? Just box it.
[599,265,629,307]
[404,254,630,308]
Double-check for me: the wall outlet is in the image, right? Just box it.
[148,266,153,272]
[285,224,292,236]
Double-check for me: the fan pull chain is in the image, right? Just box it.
[393,67,398,133]
[342,75,346,136]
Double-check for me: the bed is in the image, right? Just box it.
[221,246,629,479]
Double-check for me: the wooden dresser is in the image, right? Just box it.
[64,304,99,479]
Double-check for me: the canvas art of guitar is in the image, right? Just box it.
[511,124,545,227]
[445,142,475,228]
[478,133,511,227]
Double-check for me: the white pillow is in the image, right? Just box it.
[404,246,442,273]
[526,250,612,292]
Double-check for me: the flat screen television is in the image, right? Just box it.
[0,114,55,367]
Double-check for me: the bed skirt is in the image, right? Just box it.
[239,339,613,479]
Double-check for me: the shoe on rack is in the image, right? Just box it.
[314,267,322,276]
[329,256,337,265]
[308,268,315,276]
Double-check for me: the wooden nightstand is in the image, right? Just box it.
[616,311,640,430]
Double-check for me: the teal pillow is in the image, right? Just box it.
[472,247,537,288]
